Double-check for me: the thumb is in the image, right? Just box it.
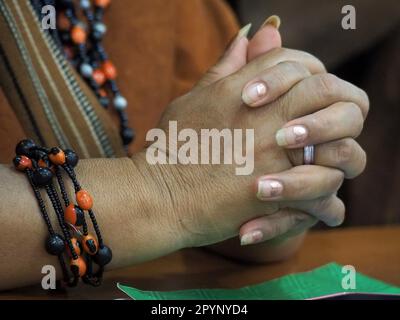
[194,24,251,90]
[248,15,282,61]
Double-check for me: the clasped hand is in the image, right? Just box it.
[155,22,369,249]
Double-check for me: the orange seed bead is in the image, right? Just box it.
[38,159,47,168]
[95,0,111,8]
[57,13,70,31]
[71,25,86,44]
[102,60,117,80]
[76,190,93,210]
[98,88,107,97]
[70,257,87,277]
[93,69,106,85]
[48,147,66,165]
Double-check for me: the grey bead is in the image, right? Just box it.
[113,95,128,110]
[80,0,91,9]
[80,63,93,78]
[93,22,107,36]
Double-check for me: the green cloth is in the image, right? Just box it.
[117,263,400,300]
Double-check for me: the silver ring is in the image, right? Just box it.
[303,145,315,165]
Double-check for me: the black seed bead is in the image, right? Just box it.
[30,149,46,161]
[60,0,73,8]
[13,156,21,169]
[93,245,112,266]
[46,234,65,255]
[64,149,79,167]
[15,139,36,156]
[33,167,53,187]
[91,30,103,41]
[99,96,109,108]
[74,205,85,226]
[109,79,118,94]
[120,126,135,145]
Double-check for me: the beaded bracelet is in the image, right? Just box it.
[13,139,112,287]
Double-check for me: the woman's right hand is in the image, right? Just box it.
[144,27,369,249]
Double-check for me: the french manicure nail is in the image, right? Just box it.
[261,15,281,30]
[257,179,283,199]
[238,23,252,39]
[276,125,308,147]
[242,82,267,105]
[240,230,263,246]
[226,23,252,55]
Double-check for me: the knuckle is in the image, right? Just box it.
[332,198,346,226]
[270,66,289,89]
[316,196,345,227]
[312,196,332,213]
[360,88,370,117]
[330,169,345,191]
[315,73,341,100]
[346,102,364,136]
[275,97,292,122]
[298,50,326,73]
[259,47,287,69]
[335,138,356,167]
[358,147,367,175]
[311,112,333,132]
[281,61,310,77]
[329,196,346,227]
[348,143,367,179]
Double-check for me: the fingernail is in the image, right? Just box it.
[261,15,281,30]
[276,125,308,147]
[238,23,252,39]
[257,179,283,199]
[226,23,252,55]
[240,230,263,246]
[242,82,267,105]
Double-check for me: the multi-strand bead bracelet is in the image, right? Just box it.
[13,139,112,287]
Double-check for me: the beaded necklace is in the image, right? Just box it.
[32,0,135,149]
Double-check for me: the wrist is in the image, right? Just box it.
[129,152,189,251]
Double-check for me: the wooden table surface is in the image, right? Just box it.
[1,226,399,300]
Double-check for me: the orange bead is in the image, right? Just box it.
[70,257,87,277]
[82,234,98,255]
[98,88,107,97]
[57,13,70,31]
[38,159,47,168]
[63,46,74,60]
[14,155,32,171]
[92,69,106,85]
[64,204,85,226]
[95,0,111,8]
[48,147,65,165]
[102,60,117,80]
[76,190,93,210]
[71,25,86,44]
[66,237,82,257]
